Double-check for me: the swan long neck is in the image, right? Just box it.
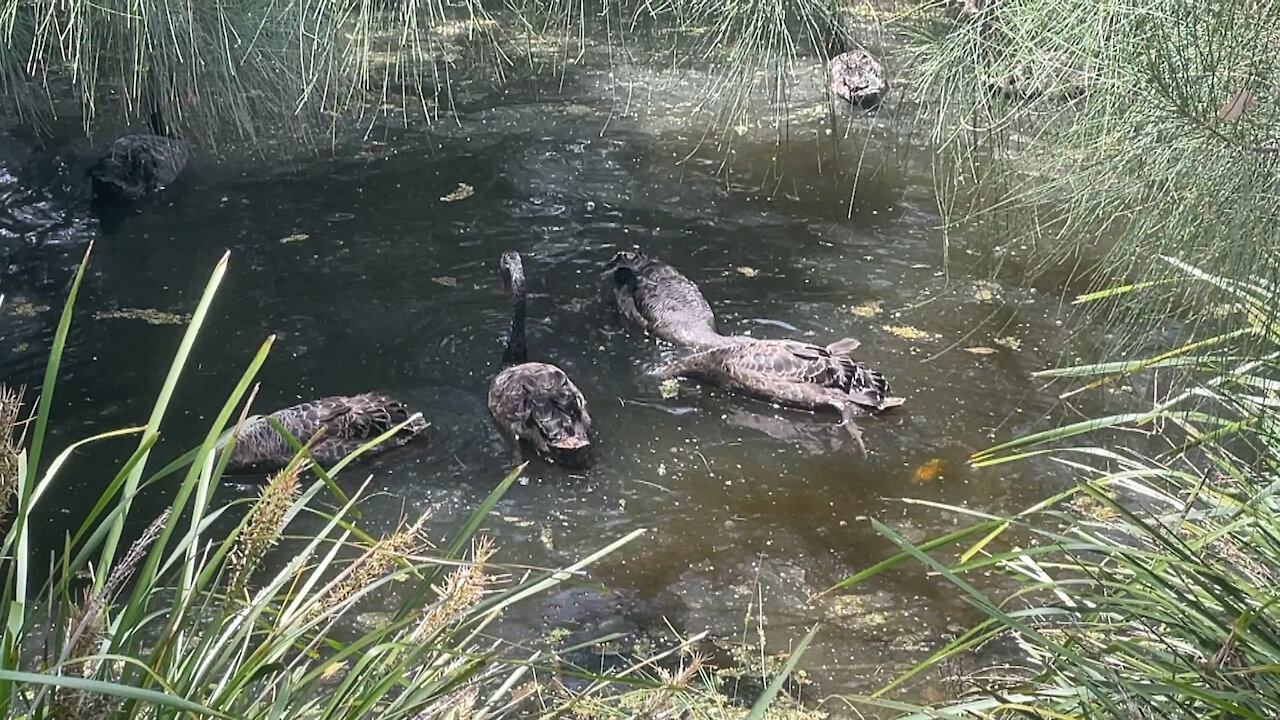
[148,96,168,137]
[503,267,528,366]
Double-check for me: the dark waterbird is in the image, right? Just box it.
[605,250,749,351]
[829,49,889,110]
[89,99,189,202]
[222,393,427,473]
[657,337,903,452]
[488,251,593,467]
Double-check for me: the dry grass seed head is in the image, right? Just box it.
[0,385,26,524]
[412,535,499,642]
[56,509,170,720]
[225,463,304,602]
[315,513,431,621]
[409,684,479,720]
[638,651,706,717]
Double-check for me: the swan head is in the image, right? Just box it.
[500,250,525,296]
[548,435,592,468]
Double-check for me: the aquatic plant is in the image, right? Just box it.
[0,0,504,142]
[0,244,669,720]
[895,0,1280,346]
[1,0,860,147]
[831,260,1280,717]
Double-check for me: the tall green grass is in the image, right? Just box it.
[832,259,1280,718]
[1,0,505,143]
[4,0,866,148]
[0,246,673,719]
[893,0,1280,347]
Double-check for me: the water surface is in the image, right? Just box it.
[0,49,1114,703]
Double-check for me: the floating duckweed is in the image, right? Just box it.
[440,183,474,202]
[658,25,711,36]
[882,324,933,340]
[432,17,498,40]
[659,378,680,399]
[965,346,998,355]
[432,276,458,287]
[1069,491,1119,521]
[736,266,759,278]
[6,299,49,317]
[849,300,883,318]
[973,279,1002,302]
[94,308,191,325]
[787,104,829,122]
[995,335,1023,351]
[355,612,394,630]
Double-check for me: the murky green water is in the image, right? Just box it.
[0,46,1114,705]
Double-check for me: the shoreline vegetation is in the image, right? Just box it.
[0,247,822,720]
[838,259,1280,717]
[3,0,1277,716]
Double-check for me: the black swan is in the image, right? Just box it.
[605,250,749,350]
[657,337,902,452]
[89,99,189,201]
[488,251,593,466]
[224,393,427,473]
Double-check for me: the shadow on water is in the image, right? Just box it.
[0,58,1125,699]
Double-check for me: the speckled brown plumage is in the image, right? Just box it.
[829,50,889,110]
[658,337,902,451]
[605,250,748,351]
[224,393,427,473]
[489,362,593,462]
[490,251,593,466]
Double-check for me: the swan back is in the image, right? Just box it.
[488,362,593,466]
[90,134,190,200]
[225,393,427,473]
[606,251,743,350]
[829,50,889,110]
[660,338,902,414]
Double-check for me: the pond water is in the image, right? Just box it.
[0,41,1116,707]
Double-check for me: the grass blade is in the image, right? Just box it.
[745,624,817,720]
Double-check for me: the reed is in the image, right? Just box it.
[833,259,1280,718]
[0,246,658,720]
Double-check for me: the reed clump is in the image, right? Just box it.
[0,246,669,720]
[839,260,1280,718]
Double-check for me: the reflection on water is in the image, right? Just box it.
[0,56,1107,700]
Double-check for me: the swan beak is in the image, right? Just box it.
[551,436,589,450]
